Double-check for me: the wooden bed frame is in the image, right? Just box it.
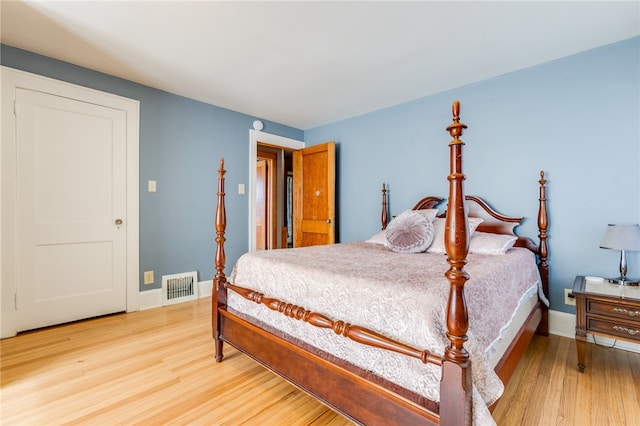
[212,101,549,425]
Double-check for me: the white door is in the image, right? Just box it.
[14,88,127,332]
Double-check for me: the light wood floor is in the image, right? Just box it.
[2,298,639,426]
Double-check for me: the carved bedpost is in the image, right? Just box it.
[440,100,472,426]
[537,171,549,336]
[213,158,228,362]
[381,183,389,230]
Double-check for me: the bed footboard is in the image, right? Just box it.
[220,308,441,425]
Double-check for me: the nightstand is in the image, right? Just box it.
[572,275,640,372]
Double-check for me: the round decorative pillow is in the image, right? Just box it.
[385,210,435,253]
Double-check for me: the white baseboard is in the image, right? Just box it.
[549,309,640,354]
[549,309,576,338]
[138,280,211,311]
[139,288,162,310]
[198,280,212,298]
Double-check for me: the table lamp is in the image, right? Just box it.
[600,224,640,286]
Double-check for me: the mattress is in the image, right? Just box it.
[487,283,539,369]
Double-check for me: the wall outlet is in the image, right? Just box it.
[564,288,576,306]
[144,270,154,285]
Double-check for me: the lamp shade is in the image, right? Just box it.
[600,224,640,251]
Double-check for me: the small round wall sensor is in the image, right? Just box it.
[252,120,264,131]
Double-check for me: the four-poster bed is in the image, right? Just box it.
[212,101,549,425]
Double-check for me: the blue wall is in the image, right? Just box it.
[1,45,304,291]
[3,37,639,313]
[305,37,640,313]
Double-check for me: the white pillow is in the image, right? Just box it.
[414,208,439,222]
[469,232,517,255]
[365,231,387,245]
[426,217,484,254]
[384,210,435,253]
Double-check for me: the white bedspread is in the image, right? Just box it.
[228,242,541,425]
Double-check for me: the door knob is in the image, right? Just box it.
[326,219,331,224]
[115,219,123,227]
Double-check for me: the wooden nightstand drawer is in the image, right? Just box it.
[587,300,640,321]
[586,317,640,342]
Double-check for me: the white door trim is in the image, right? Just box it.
[248,130,304,252]
[1,66,140,338]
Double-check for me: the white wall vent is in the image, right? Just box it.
[162,271,198,306]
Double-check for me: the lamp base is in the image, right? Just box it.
[607,276,639,286]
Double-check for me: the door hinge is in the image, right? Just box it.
[14,99,17,115]
[14,292,18,309]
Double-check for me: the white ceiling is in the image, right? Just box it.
[2,1,638,130]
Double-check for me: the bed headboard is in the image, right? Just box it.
[458,195,540,253]
[381,178,548,256]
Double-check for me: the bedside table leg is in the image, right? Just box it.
[576,331,587,372]
[574,285,588,373]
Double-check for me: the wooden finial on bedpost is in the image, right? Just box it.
[381,183,389,230]
[440,100,472,426]
[446,100,467,141]
[213,157,228,362]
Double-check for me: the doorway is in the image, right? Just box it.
[256,149,276,249]
[256,146,294,250]
[248,130,304,252]
[1,67,140,338]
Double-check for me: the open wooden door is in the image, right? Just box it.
[293,141,335,247]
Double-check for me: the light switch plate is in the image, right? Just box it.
[148,180,157,192]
